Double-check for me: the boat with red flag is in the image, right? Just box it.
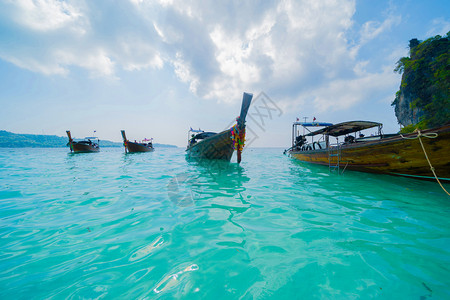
[121,130,154,153]
[286,120,450,182]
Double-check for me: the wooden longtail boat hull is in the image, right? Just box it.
[126,143,154,153]
[186,92,253,162]
[66,131,99,153]
[290,125,450,181]
[121,130,154,153]
[71,143,100,153]
[125,142,154,153]
[186,130,234,161]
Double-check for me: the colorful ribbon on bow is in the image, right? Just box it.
[231,117,246,163]
[231,125,245,151]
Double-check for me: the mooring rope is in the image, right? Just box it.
[401,130,449,196]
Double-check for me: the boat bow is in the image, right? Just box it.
[186,92,253,163]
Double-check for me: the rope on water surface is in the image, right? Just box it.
[401,130,449,196]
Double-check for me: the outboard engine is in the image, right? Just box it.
[344,135,355,143]
[295,136,307,149]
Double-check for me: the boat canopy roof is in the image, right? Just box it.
[193,132,217,139]
[305,121,382,137]
[189,128,204,133]
[293,122,333,127]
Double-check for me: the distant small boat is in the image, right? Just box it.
[121,130,154,153]
[186,92,253,163]
[286,120,450,181]
[66,131,100,153]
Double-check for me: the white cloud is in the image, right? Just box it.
[9,0,86,33]
[0,0,403,112]
[118,37,164,71]
[210,26,260,83]
[313,68,398,112]
[1,53,68,75]
[129,0,145,5]
[153,22,183,44]
[427,18,450,37]
[277,63,399,116]
[172,52,199,94]
[360,15,401,45]
[48,48,115,78]
[78,50,116,77]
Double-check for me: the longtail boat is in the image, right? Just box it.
[121,130,154,153]
[186,92,253,163]
[66,131,100,153]
[286,121,450,182]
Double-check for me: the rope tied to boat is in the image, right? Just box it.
[401,130,449,196]
[400,131,438,140]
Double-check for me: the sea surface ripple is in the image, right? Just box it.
[0,147,449,299]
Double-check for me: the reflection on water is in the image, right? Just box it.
[153,264,199,294]
[129,235,165,262]
[1,148,450,299]
[168,158,250,207]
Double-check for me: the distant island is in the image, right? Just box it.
[0,131,177,148]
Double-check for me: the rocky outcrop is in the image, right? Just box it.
[392,33,449,131]
[394,90,424,127]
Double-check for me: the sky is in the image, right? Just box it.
[0,0,448,147]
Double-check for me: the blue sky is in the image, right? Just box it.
[0,0,448,147]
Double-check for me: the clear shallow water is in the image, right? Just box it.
[0,147,449,299]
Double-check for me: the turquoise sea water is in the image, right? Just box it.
[0,147,449,299]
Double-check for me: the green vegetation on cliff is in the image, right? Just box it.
[392,32,450,132]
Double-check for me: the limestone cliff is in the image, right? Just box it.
[392,33,449,131]
[394,89,425,126]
